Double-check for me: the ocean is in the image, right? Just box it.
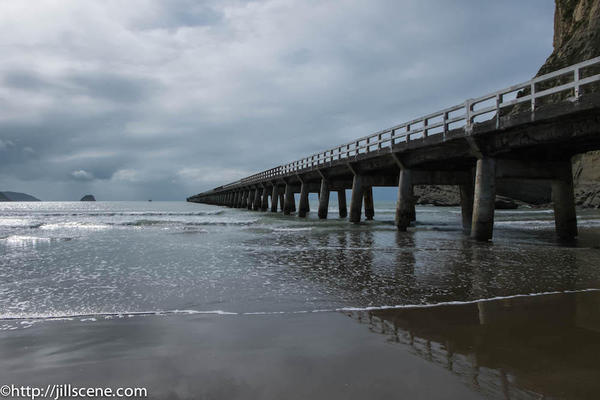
[1,201,599,399]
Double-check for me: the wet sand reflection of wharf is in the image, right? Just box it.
[344,291,600,400]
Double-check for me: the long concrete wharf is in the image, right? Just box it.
[188,57,600,241]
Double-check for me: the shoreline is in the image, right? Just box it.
[2,290,599,399]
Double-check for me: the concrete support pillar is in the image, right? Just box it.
[349,175,365,223]
[279,193,285,212]
[261,186,269,211]
[271,185,279,212]
[471,158,496,241]
[338,190,347,218]
[364,187,374,220]
[239,191,245,208]
[318,179,330,219]
[283,184,294,215]
[232,192,239,208]
[247,190,254,210]
[298,182,310,217]
[395,168,413,231]
[459,182,474,234]
[552,165,578,240]
[253,188,261,211]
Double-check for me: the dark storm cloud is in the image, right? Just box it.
[133,0,224,29]
[67,72,159,103]
[3,68,158,103]
[0,0,555,200]
[4,70,52,91]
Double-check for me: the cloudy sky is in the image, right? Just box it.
[0,0,555,200]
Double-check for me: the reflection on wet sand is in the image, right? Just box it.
[343,290,600,400]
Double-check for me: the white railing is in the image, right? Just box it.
[208,56,600,192]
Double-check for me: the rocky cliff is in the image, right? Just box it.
[542,0,600,208]
[539,0,600,75]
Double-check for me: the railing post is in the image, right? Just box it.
[443,112,448,140]
[465,99,472,132]
[574,68,580,99]
[495,94,501,129]
[530,83,536,112]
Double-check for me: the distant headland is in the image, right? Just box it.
[0,191,41,202]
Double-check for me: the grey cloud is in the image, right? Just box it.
[3,68,159,104]
[3,70,52,91]
[67,72,160,103]
[282,48,312,65]
[70,169,94,181]
[0,0,556,200]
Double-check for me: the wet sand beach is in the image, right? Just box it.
[1,291,599,399]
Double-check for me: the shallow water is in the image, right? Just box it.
[1,201,599,326]
[1,201,600,399]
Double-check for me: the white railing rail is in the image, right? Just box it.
[207,56,600,192]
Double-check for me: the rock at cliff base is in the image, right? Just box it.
[80,194,96,201]
[414,186,521,209]
[414,185,460,206]
[495,196,519,210]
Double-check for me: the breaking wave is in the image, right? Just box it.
[3,289,598,326]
